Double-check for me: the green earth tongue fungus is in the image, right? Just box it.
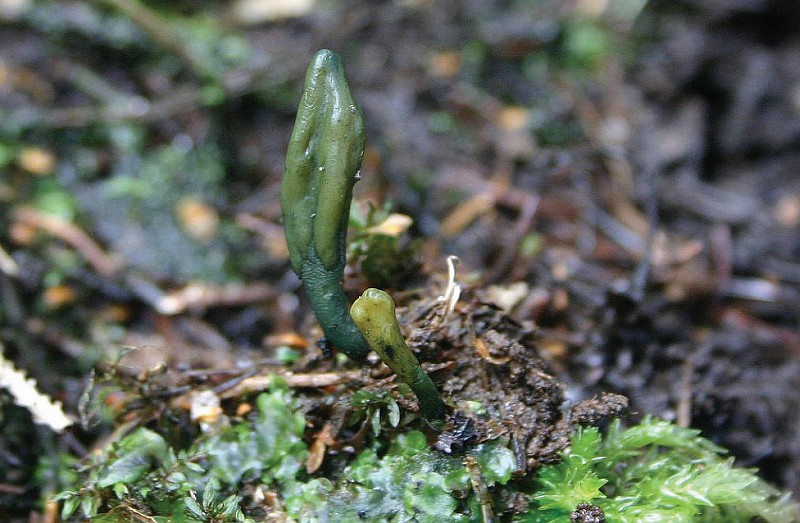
[351,288,446,421]
[280,49,369,362]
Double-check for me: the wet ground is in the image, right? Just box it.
[1,0,800,517]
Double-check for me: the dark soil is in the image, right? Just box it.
[610,0,800,492]
[400,288,627,469]
[1,0,800,518]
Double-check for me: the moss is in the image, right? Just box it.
[56,382,307,522]
[317,431,515,522]
[54,380,799,523]
[518,417,799,523]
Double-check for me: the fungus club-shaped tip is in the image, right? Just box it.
[351,288,445,421]
[281,49,365,273]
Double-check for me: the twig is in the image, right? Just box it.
[676,357,694,428]
[725,278,782,302]
[219,370,365,398]
[134,280,278,315]
[93,0,206,79]
[118,504,158,523]
[176,317,232,352]
[60,61,134,104]
[627,161,659,302]
[709,223,733,296]
[664,173,758,224]
[9,86,201,129]
[211,368,259,395]
[12,206,120,278]
[440,193,495,238]
[594,207,646,255]
[465,455,495,523]
[484,192,539,282]
[8,61,297,131]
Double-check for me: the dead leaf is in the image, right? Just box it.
[231,0,315,24]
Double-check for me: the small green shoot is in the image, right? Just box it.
[350,288,445,421]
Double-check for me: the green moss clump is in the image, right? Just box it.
[54,384,798,523]
[52,384,518,522]
[317,430,516,522]
[519,417,799,523]
[55,383,309,522]
[347,202,421,289]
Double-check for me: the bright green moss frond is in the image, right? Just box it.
[518,417,800,523]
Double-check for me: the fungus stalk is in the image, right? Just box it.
[281,49,370,361]
[351,288,445,421]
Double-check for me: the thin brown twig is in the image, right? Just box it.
[709,223,733,296]
[0,484,26,494]
[12,206,120,278]
[677,357,694,428]
[14,209,271,337]
[141,281,278,315]
[219,370,365,399]
[93,0,205,78]
[439,193,495,238]
[484,192,539,283]
[9,63,297,129]
[11,87,202,129]
[465,455,495,523]
[211,368,259,395]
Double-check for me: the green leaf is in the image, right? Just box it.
[185,495,205,519]
[60,495,80,520]
[474,441,516,486]
[204,388,308,487]
[404,472,456,520]
[112,482,128,499]
[185,462,205,473]
[443,466,470,492]
[96,428,170,488]
[387,399,401,428]
[80,493,100,518]
[219,494,241,517]
[392,430,428,454]
[370,409,382,437]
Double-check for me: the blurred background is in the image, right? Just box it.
[1,0,800,519]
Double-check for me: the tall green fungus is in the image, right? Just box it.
[281,50,445,422]
[280,49,370,362]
